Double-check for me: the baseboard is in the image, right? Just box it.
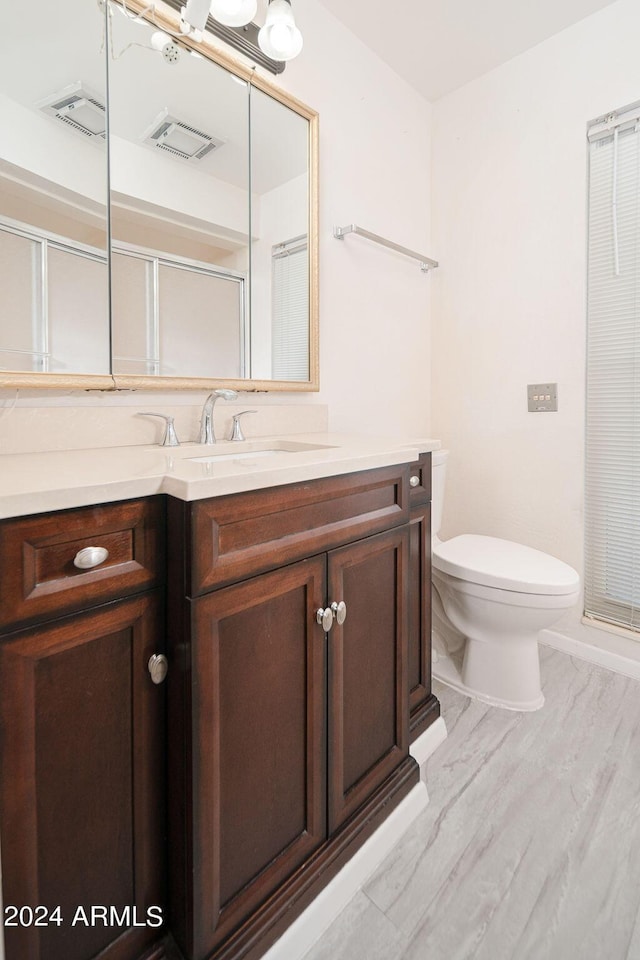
[540,628,640,681]
[260,781,429,960]
[409,716,448,770]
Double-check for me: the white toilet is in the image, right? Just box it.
[431,450,580,711]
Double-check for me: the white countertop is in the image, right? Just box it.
[0,433,440,519]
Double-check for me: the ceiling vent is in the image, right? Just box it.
[37,82,106,139]
[142,110,224,161]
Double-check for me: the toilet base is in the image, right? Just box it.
[433,649,545,712]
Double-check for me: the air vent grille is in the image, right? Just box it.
[37,82,106,139]
[143,111,224,162]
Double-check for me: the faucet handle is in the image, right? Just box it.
[138,412,180,447]
[229,410,257,442]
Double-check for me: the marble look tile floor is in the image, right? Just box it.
[302,647,640,960]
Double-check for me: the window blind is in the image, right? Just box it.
[585,109,640,633]
[271,237,309,381]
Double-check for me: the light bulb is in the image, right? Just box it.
[258,0,303,61]
[210,0,257,27]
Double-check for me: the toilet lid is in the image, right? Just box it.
[432,534,580,595]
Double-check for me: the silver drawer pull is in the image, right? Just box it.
[148,654,169,685]
[410,475,420,488]
[73,546,109,570]
[330,601,347,625]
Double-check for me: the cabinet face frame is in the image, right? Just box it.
[407,454,440,739]
[408,504,432,714]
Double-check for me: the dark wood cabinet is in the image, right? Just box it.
[167,466,424,960]
[0,460,438,960]
[0,499,167,960]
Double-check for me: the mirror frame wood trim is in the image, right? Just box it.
[0,0,319,393]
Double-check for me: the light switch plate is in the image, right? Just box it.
[527,383,558,412]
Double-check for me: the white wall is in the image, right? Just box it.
[259,0,433,437]
[431,0,640,642]
[0,0,433,450]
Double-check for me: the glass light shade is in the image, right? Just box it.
[258,0,303,61]
[210,0,257,27]
[150,31,171,51]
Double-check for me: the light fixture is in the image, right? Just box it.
[181,0,256,35]
[165,0,296,72]
[258,0,302,62]
[210,0,257,27]
[180,0,211,36]
[150,31,182,64]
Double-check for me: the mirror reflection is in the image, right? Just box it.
[0,0,110,375]
[0,0,316,388]
[249,84,309,381]
[109,6,251,379]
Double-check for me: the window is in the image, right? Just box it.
[585,102,640,633]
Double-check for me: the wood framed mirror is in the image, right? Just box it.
[0,0,318,391]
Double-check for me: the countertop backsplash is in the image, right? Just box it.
[0,392,328,456]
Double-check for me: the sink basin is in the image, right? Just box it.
[185,440,336,464]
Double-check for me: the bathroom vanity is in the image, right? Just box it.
[0,438,439,960]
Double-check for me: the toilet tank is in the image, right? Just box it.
[431,449,448,539]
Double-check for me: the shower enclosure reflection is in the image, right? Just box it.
[0,0,110,376]
[108,6,251,379]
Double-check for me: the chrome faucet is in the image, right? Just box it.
[199,389,238,444]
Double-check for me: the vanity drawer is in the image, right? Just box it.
[189,464,410,595]
[0,498,165,633]
[409,453,432,504]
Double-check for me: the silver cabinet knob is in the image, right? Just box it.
[410,475,420,488]
[330,601,347,625]
[73,546,109,570]
[148,654,168,684]
[316,607,334,631]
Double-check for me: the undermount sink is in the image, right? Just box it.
[186,440,336,464]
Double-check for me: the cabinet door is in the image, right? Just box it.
[327,527,410,833]
[187,557,327,960]
[0,593,166,960]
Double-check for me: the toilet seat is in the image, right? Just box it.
[432,534,580,596]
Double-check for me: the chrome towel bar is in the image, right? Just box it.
[333,223,438,272]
